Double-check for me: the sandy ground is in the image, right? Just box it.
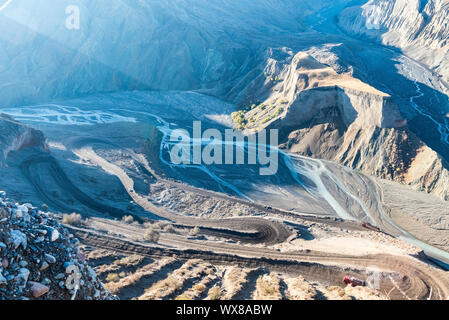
[283,234,420,257]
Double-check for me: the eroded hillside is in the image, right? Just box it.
[231,49,449,201]
[338,0,449,86]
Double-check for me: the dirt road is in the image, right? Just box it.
[18,139,449,300]
[68,225,449,300]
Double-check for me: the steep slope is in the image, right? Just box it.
[0,0,334,107]
[233,48,449,200]
[0,192,114,300]
[338,0,449,86]
[237,49,401,131]
[0,114,48,163]
[0,0,448,200]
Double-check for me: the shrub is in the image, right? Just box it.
[105,273,120,283]
[163,224,176,233]
[261,107,284,124]
[175,294,193,301]
[274,106,284,116]
[207,286,222,300]
[193,283,207,293]
[147,275,181,297]
[154,221,169,230]
[41,204,49,211]
[122,215,134,224]
[189,226,200,237]
[116,255,144,267]
[256,277,276,296]
[144,227,160,243]
[261,117,271,124]
[62,213,86,227]
[231,110,247,129]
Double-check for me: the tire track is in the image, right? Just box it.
[69,226,449,300]
[71,143,292,245]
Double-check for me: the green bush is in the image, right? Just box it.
[261,107,284,124]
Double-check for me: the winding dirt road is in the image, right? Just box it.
[18,138,449,300]
[20,149,292,245]
[68,225,449,300]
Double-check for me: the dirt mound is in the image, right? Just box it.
[0,115,48,164]
[0,192,115,300]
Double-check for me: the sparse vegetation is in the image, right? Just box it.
[163,224,176,233]
[104,258,176,294]
[222,267,250,299]
[207,285,222,300]
[232,110,247,129]
[189,226,200,237]
[261,106,284,124]
[144,227,160,243]
[193,283,207,294]
[325,286,351,300]
[105,273,120,283]
[255,274,282,300]
[62,213,87,227]
[141,275,183,300]
[175,294,193,300]
[152,221,169,230]
[116,255,145,267]
[284,276,317,300]
[122,215,134,224]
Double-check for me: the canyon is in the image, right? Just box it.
[0,0,448,300]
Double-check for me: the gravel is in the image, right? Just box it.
[0,191,117,300]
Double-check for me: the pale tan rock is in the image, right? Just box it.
[29,281,50,298]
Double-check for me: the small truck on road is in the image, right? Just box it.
[343,276,366,287]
